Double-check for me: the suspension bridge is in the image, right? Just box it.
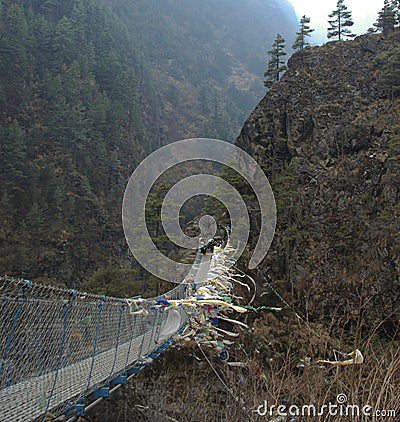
[0,248,237,422]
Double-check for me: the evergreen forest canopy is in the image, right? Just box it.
[0,0,298,289]
[0,0,152,286]
[104,0,298,141]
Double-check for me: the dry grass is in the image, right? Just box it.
[88,317,398,422]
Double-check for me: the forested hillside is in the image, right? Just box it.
[0,0,153,285]
[0,0,297,286]
[105,0,298,141]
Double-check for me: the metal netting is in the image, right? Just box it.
[0,252,204,421]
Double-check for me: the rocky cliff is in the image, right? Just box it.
[236,32,400,336]
[86,32,400,422]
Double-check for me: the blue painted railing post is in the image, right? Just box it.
[107,304,124,382]
[124,313,137,369]
[86,296,106,392]
[41,289,75,422]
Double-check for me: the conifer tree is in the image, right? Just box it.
[0,121,27,196]
[263,34,287,88]
[374,0,397,36]
[292,15,314,53]
[327,0,356,41]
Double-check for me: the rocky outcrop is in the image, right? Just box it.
[236,32,400,334]
[81,33,400,422]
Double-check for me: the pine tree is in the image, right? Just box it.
[0,121,27,197]
[53,16,74,66]
[292,15,314,53]
[327,0,356,41]
[374,0,397,36]
[263,34,287,88]
[0,3,32,109]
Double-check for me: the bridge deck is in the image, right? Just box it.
[0,252,211,421]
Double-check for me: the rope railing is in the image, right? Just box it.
[0,252,206,422]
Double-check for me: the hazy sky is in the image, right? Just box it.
[289,0,384,43]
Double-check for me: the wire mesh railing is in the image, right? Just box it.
[0,252,204,422]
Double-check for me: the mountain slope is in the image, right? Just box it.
[87,33,400,422]
[236,32,400,333]
[24,27,400,422]
[107,0,298,141]
[0,0,298,286]
[0,0,151,285]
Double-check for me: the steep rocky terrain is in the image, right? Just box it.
[237,32,400,335]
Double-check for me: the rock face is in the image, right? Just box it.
[236,33,400,333]
[77,33,400,422]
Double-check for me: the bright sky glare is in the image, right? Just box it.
[289,0,385,43]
